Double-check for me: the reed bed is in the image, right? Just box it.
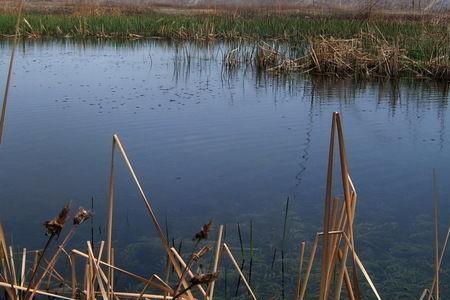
[222,33,450,80]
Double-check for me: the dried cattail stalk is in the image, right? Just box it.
[190,272,219,286]
[44,204,70,237]
[73,207,93,225]
[193,221,213,242]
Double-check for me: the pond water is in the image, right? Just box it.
[1,40,450,299]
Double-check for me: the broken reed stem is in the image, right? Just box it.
[208,225,224,300]
[281,197,289,300]
[331,112,360,300]
[430,169,439,300]
[106,134,194,300]
[223,243,257,300]
[106,135,115,289]
[337,248,356,300]
[172,240,201,297]
[0,0,24,144]
[249,220,253,285]
[20,248,26,287]
[73,249,149,284]
[429,224,450,297]
[24,233,55,298]
[8,247,17,291]
[0,196,17,299]
[295,241,305,300]
[319,112,336,300]
[87,241,118,300]
[340,232,381,300]
[299,233,319,300]
[331,198,356,300]
[169,247,207,296]
[70,252,77,299]
[334,192,358,300]
[335,113,356,249]
[0,281,72,300]
[28,226,78,300]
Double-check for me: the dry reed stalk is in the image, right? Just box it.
[428,224,450,297]
[322,197,343,297]
[136,274,173,299]
[87,241,116,300]
[207,225,223,300]
[341,233,381,300]
[169,248,207,297]
[83,259,89,299]
[86,246,95,300]
[337,248,356,300]
[299,233,318,300]
[334,197,355,299]
[8,247,17,294]
[0,281,73,300]
[111,247,115,298]
[70,252,77,299]
[20,248,26,287]
[333,191,358,300]
[335,113,362,299]
[223,243,257,300]
[429,169,439,300]
[319,112,336,300]
[335,113,355,245]
[294,241,305,300]
[102,291,180,299]
[334,240,351,300]
[28,224,78,300]
[325,198,344,279]
[0,223,17,300]
[32,250,38,276]
[105,134,193,300]
[0,0,24,144]
[41,258,66,283]
[106,135,115,289]
[315,229,356,299]
[0,224,12,279]
[419,289,432,300]
[72,248,176,294]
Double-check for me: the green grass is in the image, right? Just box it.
[0,13,443,41]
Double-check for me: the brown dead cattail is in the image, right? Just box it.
[44,203,70,237]
[193,221,213,242]
[173,272,219,300]
[73,207,93,225]
[190,272,219,286]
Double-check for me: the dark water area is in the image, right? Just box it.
[1,39,450,299]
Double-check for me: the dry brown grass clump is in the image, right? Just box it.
[220,33,450,80]
[307,34,409,78]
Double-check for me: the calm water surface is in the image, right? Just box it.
[1,40,450,298]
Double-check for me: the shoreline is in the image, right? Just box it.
[0,11,449,80]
